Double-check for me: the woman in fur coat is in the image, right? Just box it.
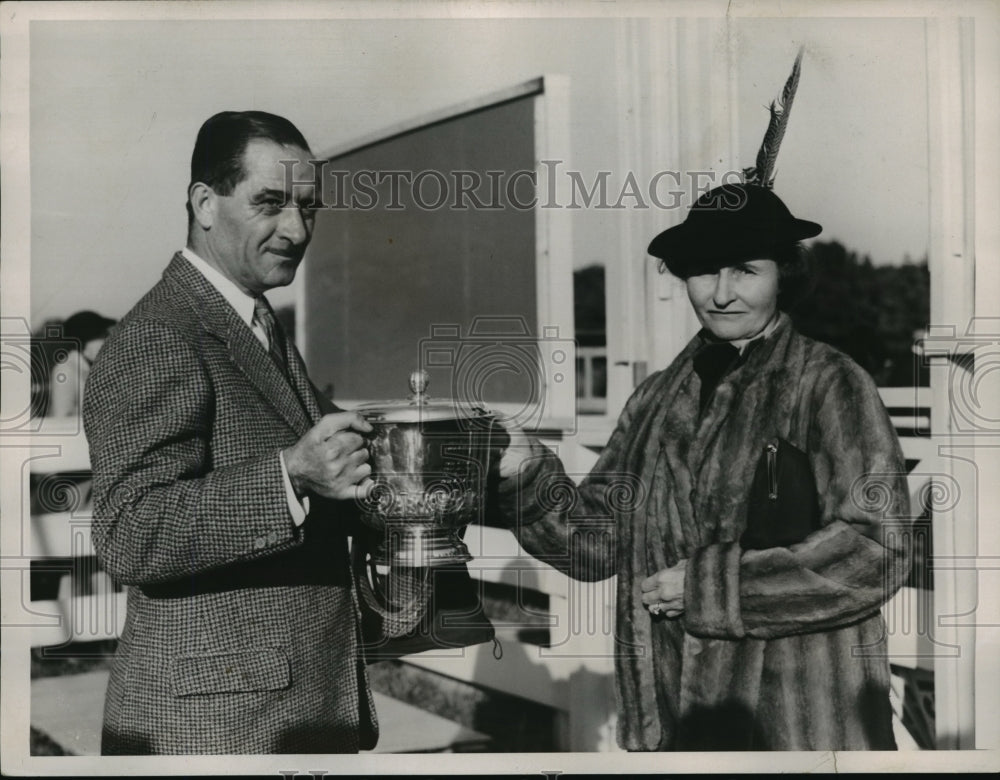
[494,183,911,751]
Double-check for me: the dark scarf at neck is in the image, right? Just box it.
[692,336,769,413]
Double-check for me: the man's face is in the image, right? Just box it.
[205,139,318,295]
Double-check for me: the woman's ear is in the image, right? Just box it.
[188,182,215,230]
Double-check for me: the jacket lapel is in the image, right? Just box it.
[163,253,314,435]
[285,336,323,424]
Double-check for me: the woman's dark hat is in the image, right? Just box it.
[62,311,116,345]
[647,183,822,278]
[650,48,822,278]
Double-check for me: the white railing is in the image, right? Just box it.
[879,386,933,439]
[27,418,126,648]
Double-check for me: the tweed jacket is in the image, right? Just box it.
[83,253,378,754]
[497,314,910,751]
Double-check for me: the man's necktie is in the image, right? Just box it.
[253,295,288,374]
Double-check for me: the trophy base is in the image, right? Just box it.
[370,525,473,568]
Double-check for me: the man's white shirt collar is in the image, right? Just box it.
[181,247,256,328]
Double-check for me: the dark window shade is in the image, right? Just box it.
[303,96,539,403]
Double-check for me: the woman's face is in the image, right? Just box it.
[685,259,780,343]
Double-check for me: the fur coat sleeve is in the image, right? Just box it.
[493,370,667,582]
[683,354,911,639]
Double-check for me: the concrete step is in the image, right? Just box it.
[30,669,489,755]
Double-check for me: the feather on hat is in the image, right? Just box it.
[648,47,821,277]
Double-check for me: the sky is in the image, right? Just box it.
[732,17,929,266]
[20,11,931,328]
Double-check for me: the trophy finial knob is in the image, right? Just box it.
[409,369,429,399]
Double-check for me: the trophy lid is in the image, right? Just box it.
[353,370,494,424]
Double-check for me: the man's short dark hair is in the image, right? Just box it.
[186,111,311,224]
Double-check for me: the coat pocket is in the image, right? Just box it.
[169,647,291,697]
[741,438,821,550]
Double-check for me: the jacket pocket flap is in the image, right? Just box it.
[169,647,290,697]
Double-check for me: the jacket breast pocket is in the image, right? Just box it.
[169,647,291,697]
[740,438,821,550]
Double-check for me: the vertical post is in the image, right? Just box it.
[649,18,736,375]
[606,17,650,418]
[564,576,621,751]
[534,75,577,428]
[970,6,1000,752]
[545,570,620,752]
[608,17,734,416]
[925,16,977,750]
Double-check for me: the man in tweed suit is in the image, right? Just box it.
[83,111,379,754]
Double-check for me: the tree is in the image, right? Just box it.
[790,242,929,386]
[569,247,930,387]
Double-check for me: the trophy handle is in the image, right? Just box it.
[352,536,433,639]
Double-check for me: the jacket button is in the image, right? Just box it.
[267,530,278,543]
[253,537,266,549]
